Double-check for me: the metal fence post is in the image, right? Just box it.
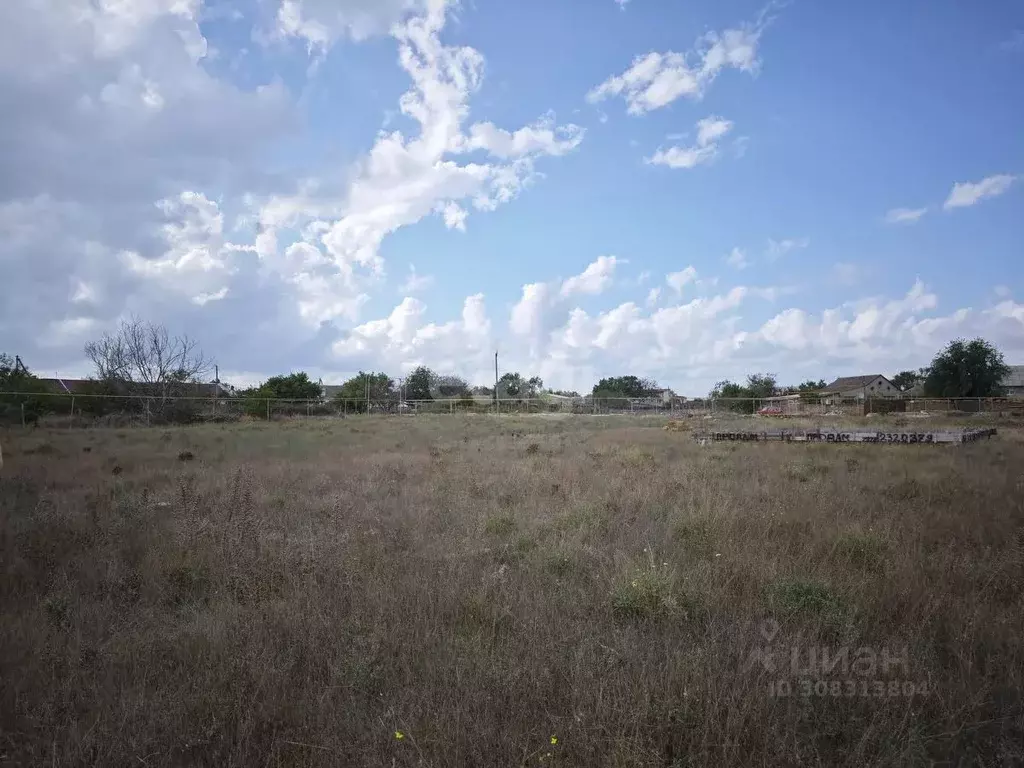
[21,402,25,427]
[266,398,270,420]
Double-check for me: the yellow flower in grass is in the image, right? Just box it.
[394,731,404,740]
[550,735,558,745]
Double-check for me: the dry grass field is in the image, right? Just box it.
[1,415,1023,767]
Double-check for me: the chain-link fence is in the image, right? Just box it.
[2,391,1022,427]
[707,396,1024,418]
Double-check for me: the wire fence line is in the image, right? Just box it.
[2,390,1023,428]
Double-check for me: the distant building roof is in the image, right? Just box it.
[1002,365,1024,389]
[823,374,891,392]
[904,381,927,397]
[39,377,93,394]
[39,378,224,397]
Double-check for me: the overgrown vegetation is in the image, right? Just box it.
[330,371,396,412]
[1,415,1021,766]
[923,337,1011,397]
[709,373,780,413]
[238,371,322,401]
[0,354,52,423]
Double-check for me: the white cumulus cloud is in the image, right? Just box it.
[318,268,1024,397]
[647,116,733,169]
[254,2,585,328]
[666,266,699,293]
[766,237,809,260]
[587,16,765,115]
[884,207,928,224]
[399,264,434,294]
[275,0,428,49]
[560,255,620,298]
[943,174,1017,210]
[725,247,749,270]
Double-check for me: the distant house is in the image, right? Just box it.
[1001,366,1024,398]
[321,384,346,401]
[902,380,927,398]
[652,388,677,404]
[821,374,899,400]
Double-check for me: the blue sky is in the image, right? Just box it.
[1,0,1022,395]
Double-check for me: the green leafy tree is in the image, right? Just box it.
[496,372,520,397]
[710,374,777,413]
[710,380,750,413]
[332,372,396,412]
[493,376,524,399]
[0,353,26,387]
[924,338,1009,397]
[256,372,322,400]
[497,372,542,398]
[592,376,659,399]
[745,373,778,399]
[0,354,56,422]
[405,366,434,401]
[798,379,826,391]
[891,370,922,392]
[235,372,322,418]
[431,373,470,398]
[779,380,827,398]
[710,380,747,399]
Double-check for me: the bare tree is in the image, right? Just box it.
[85,317,210,399]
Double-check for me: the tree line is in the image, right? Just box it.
[1,316,1015,424]
[709,338,1011,413]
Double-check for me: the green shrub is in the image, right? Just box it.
[612,561,683,619]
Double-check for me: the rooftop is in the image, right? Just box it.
[1002,365,1024,389]
[823,374,889,391]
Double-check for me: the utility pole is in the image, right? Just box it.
[212,364,219,419]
